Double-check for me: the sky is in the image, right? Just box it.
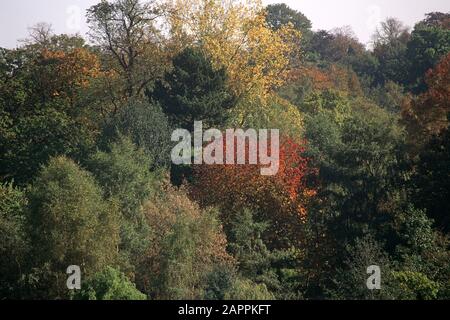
[0,0,449,49]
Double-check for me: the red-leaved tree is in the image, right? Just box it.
[190,135,316,248]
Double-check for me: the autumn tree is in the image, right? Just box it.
[190,136,315,248]
[401,53,450,147]
[36,47,103,108]
[87,0,168,99]
[0,36,107,185]
[168,0,301,123]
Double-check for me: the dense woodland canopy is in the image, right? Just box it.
[0,0,449,300]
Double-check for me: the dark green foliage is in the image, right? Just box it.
[0,108,94,185]
[227,209,303,299]
[150,47,235,131]
[0,182,29,298]
[101,101,171,168]
[406,24,450,92]
[305,101,408,243]
[328,235,397,300]
[203,265,236,300]
[73,266,147,300]
[266,3,312,32]
[413,124,450,232]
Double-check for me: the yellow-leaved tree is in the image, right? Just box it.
[167,0,301,126]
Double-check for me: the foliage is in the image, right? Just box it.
[0,182,29,298]
[139,185,232,299]
[392,271,439,300]
[73,266,147,300]
[26,156,120,299]
[227,209,303,299]
[1,1,450,301]
[191,136,316,248]
[87,136,159,271]
[150,47,235,130]
[87,0,168,99]
[406,22,450,92]
[412,122,450,232]
[224,278,275,300]
[401,53,450,147]
[101,100,172,168]
[0,108,94,185]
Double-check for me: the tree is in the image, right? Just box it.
[139,185,232,299]
[224,278,274,300]
[392,271,439,300]
[372,18,410,85]
[87,0,168,99]
[36,47,103,108]
[0,108,94,185]
[406,17,450,92]
[101,101,172,168]
[74,266,147,300]
[413,121,450,232]
[239,95,304,140]
[265,3,312,60]
[418,12,450,29]
[87,136,159,271]
[401,53,450,147]
[372,18,410,47]
[368,81,406,113]
[150,47,235,131]
[304,97,409,249]
[328,235,393,299]
[0,43,105,185]
[190,136,316,248]
[227,209,303,299]
[0,182,29,298]
[307,27,365,64]
[168,0,301,110]
[26,156,120,299]
[266,3,311,33]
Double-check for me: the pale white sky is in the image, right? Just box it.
[0,0,449,48]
